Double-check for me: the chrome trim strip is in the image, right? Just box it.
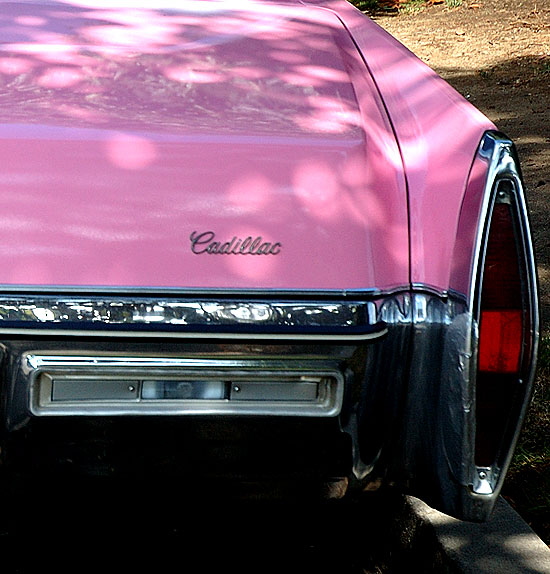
[0,298,387,340]
[0,327,387,341]
[0,286,385,297]
[26,355,289,371]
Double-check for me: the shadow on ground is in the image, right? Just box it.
[0,479,451,574]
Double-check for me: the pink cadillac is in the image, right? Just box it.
[0,0,538,522]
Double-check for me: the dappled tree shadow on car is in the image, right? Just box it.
[0,1,363,135]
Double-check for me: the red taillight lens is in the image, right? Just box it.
[475,195,531,467]
[478,310,523,373]
[478,201,525,376]
[480,202,523,303]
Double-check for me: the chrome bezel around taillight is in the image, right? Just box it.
[470,131,539,496]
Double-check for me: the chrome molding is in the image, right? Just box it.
[469,131,538,316]
[455,131,540,513]
[0,297,386,340]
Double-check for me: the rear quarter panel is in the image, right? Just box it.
[323,0,496,296]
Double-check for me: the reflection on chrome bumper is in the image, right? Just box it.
[0,296,386,340]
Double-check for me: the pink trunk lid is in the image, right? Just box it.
[0,0,408,292]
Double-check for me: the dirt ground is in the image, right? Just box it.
[373,0,550,331]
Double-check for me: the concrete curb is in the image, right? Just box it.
[405,495,550,573]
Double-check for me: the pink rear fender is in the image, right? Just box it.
[324,0,496,295]
[0,0,409,292]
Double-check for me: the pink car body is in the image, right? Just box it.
[0,0,490,293]
[0,0,539,522]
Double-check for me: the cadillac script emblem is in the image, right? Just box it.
[190,231,282,255]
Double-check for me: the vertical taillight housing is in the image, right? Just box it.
[478,195,524,376]
[473,135,538,487]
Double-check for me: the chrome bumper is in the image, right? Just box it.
[0,290,536,522]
